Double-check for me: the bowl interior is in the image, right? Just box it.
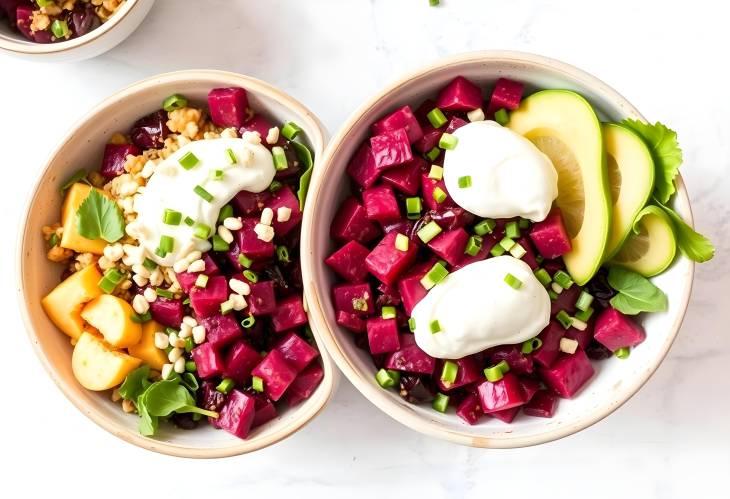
[303,52,693,447]
[18,70,335,457]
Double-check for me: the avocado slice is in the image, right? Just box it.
[603,123,655,259]
[610,205,676,277]
[508,90,611,285]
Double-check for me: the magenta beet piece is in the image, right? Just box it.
[362,184,400,223]
[274,332,319,372]
[15,4,34,41]
[239,114,273,142]
[149,296,184,328]
[370,128,413,171]
[376,282,402,307]
[100,144,140,178]
[421,173,454,211]
[252,396,278,428]
[565,319,595,350]
[130,110,169,150]
[346,143,380,189]
[519,377,541,403]
[550,284,582,317]
[223,340,261,385]
[189,276,228,318]
[414,123,442,153]
[384,334,435,374]
[285,362,324,407]
[489,345,534,375]
[234,217,275,260]
[523,389,559,418]
[428,228,469,266]
[489,406,520,423]
[241,280,275,316]
[366,317,401,355]
[454,234,498,269]
[478,372,527,413]
[176,255,220,293]
[270,295,308,333]
[456,393,483,425]
[336,311,366,333]
[372,105,424,144]
[381,156,425,196]
[333,282,373,316]
[446,116,468,133]
[264,186,302,237]
[398,272,429,316]
[594,308,646,351]
[365,231,418,285]
[539,349,595,398]
[532,320,565,368]
[330,197,380,243]
[217,389,256,439]
[251,349,298,401]
[381,220,414,239]
[191,343,225,379]
[530,208,572,259]
[486,77,524,115]
[71,4,100,37]
[208,87,249,128]
[325,240,370,283]
[435,356,481,391]
[516,236,539,270]
[232,190,270,216]
[436,76,483,111]
[199,313,242,348]
[199,381,226,427]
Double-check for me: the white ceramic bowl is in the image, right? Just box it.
[301,51,695,448]
[0,0,154,62]
[17,70,337,458]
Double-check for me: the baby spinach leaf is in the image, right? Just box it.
[655,201,714,263]
[76,188,125,243]
[118,366,150,403]
[137,390,158,437]
[60,169,90,192]
[142,378,218,420]
[608,266,668,315]
[180,372,199,395]
[292,141,314,210]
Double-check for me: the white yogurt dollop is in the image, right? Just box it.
[412,256,551,359]
[443,120,558,222]
[131,137,275,266]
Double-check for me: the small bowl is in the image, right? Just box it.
[17,70,336,458]
[0,0,155,62]
[301,51,695,448]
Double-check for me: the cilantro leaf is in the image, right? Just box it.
[621,119,682,204]
[608,266,668,315]
[75,188,125,243]
[655,201,715,263]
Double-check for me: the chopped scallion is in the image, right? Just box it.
[494,108,510,126]
[395,233,410,252]
[474,219,496,235]
[272,146,288,171]
[490,243,506,257]
[505,221,520,239]
[162,208,182,226]
[193,185,214,202]
[158,235,174,254]
[276,245,290,263]
[509,243,526,259]
[405,197,422,219]
[162,93,188,112]
[556,310,573,329]
[251,375,264,392]
[428,164,443,180]
[427,108,448,128]
[243,270,258,283]
[269,180,283,192]
[179,151,199,170]
[238,254,253,268]
[521,337,543,354]
[156,288,174,299]
[185,361,197,372]
[50,19,69,38]
[430,320,442,334]
[192,223,211,240]
[184,216,195,227]
[534,268,552,286]
[464,235,482,256]
[518,218,530,229]
[504,273,522,289]
[216,378,235,394]
[281,122,303,140]
[131,311,152,323]
[420,262,449,290]
[439,133,458,150]
[432,187,447,204]
[218,204,233,223]
[614,347,630,359]
[375,368,399,388]
[225,148,237,165]
[553,270,574,289]
[425,147,441,161]
[457,175,472,188]
[417,220,442,243]
[499,237,516,251]
[408,317,416,332]
[209,169,224,181]
[212,234,230,252]
[574,306,595,322]
[484,360,509,382]
[432,393,449,413]
[195,274,209,288]
[241,314,256,329]
[381,306,397,320]
[575,291,594,312]
[440,361,458,385]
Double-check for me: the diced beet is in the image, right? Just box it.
[330,197,380,243]
[70,4,100,37]
[550,284,582,316]
[435,356,481,391]
[245,280,277,316]
[264,186,302,237]
[130,110,169,150]
[208,87,249,128]
[336,311,366,332]
[370,128,413,171]
[252,396,278,428]
[565,318,595,350]
[532,320,565,368]
[414,206,475,233]
[539,349,595,398]
[270,295,308,333]
[367,318,401,355]
[413,123,442,153]
[251,349,298,401]
[149,296,184,328]
[362,184,400,223]
[477,372,527,413]
[381,220,414,239]
[234,218,275,260]
[365,231,418,285]
[446,116,468,133]
[421,173,454,211]
[218,389,256,439]
[453,239,494,270]
[384,334,435,374]
[100,144,140,179]
[436,76,483,111]
[516,236,539,270]
[191,342,225,379]
[519,377,541,403]
[239,114,273,142]
[15,5,35,41]
[333,282,373,316]
[372,105,424,144]
[376,282,402,307]
[486,78,524,115]
[380,156,425,195]
[232,190,271,216]
[456,393,483,425]
[325,240,370,283]
[285,362,324,407]
[530,208,572,259]
[274,332,319,372]
[272,143,302,179]
[523,390,559,418]
[489,345,534,375]
[224,340,261,385]
[189,276,228,319]
[428,228,469,266]
[199,313,242,348]
[594,308,646,351]
[397,265,430,316]
[199,381,226,427]
[489,406,520,423]
[176,254,220,293]
[346,143,380,189]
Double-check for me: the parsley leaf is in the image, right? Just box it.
[608,266,668,315]
[75,188,125,243]
[656,201,715,262]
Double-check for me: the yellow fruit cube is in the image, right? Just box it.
[41,264,103,340]
[72,332,141,391]
[128,320,168,371]
[80,295,142,348]
[60,183,108,255]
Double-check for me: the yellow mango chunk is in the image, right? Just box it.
[81,295,142,348]
[128,320,168,370]
[60,183,107,255]
[72,332,141,391]
[41,264,103,340]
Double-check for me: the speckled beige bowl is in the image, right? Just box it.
[301,51,695,448]
[16,70,336,458]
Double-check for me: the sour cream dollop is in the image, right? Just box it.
[412,256,551,359]
[130,137,275,266]
[443,120,558,222]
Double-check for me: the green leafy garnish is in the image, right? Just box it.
[118,366,150,403]
[291,141,314,210]
[60,169,90,192]
[621,119,682,204]
[607,266,668,315]
[655,201,715,262]
[142,379,217,419]
[75,189,125,243]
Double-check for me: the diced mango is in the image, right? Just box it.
[128,320,168,371]
[72,332,141,391]
[60,183,107,255]
[41,264,103,340]
[80,295,142,348]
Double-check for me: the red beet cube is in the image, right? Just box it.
[523,390,559,418]
[478,373,527,413]
[333,282,374,316]
[325,241,370,283]
[246,280,277,316]
[550,284,582,317]
[330,197,380,243]
[208,87,249,128]
[414,123,443,153]
[148,296,184,328]
[436,76,483,111]
[270,295,308,333]
[336,311,366,332]
[516,236,539,270]
[446,116,468,133]
[456,393,483,425]
[190,275,228,319]
[435,356,481,391]
[218,389,256,438]
[100,143,140,178]
[421,173,453,211]
[251,349,298,401]
[232,189,271,216]
[363,184,400,223]
[262,186,302,237]
[489,406,520,423]
[372,105,424,144]
[191,343,225,379]
[454,235,498,270]
[530,208,572,259]
[235,218,275,260]
[274,332,319,372]
[384,334,435,374]
[381,156,425,196]
[346,143,380,189]
[565,318,595,350]
[539,349,595,398]
[594,308,646,351]
[224,340,261,385]
[365,231,418,285]
[251,395,278,428]
[239,114,274,143]
[428,228,469,266]
[199,313,243,348]
[285,362,325,407]
[366,317,401,354]
[486,77,524,115]
[397,265,431,315]
[519,377,541,403]
[532,320,565,368]
[489,345,534,375]
[370,128,413,171]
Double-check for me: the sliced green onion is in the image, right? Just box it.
[220,300,234,315]
[162,208,182,226]
[183,297,191,305]
[193,185,214,202]
[162,93,188,112]
[551,282,564,294]
[251,375,264,392]
[548,289,559,301]
[535,254,544,264]
[166,327,178,336]
[425,147,441,162]
[281,122,302,140]
[184,337,194,353]
[49,233,59,247]
[499,237,516,251]
[142,258,157,271]
[427,108,448,128]
[395,233,410,252]
[417,220,442,243]
[432,393,449,413]
[505,221,520,239]
[430,320,442,334]
[241,314,256,328]
[490,243,507,257]
[574,306,595,322]
[556,310,573,329]
[420,262,449,290]
[212,234,230,252]
[216,378,235,394]
[504,273,522,290]
[614,347,630,359]
[179,151,199,170]
[375,368,399,389]
[131,311,152,323]
[432,187,447,204]
[457,175,472,188]
[518,218,530,229]
[575,291,594,312]
[185,361,197,372]
[272,146,288,171]
[209,169,224,181]
[195,274,209,288]
[156,288,174,299]
[381,306,397,320]
[440,361,458,385]
[408,317,416,332]
[50,19,69,38]
[439,133,458,150]
[494,108,510,126]
[509,243,526,259]
[218,204,234,223]
[464,235,482,256]
[428,164,444,180]
[553,270,574,289]
[238,254,253,268]
[243,270,258,283]
[183,216,195,227]
[474,219,496,235]
[534,268,552,286]
[158,235,174,254]
[98,268,124,294]
[192,223,211,240]
[521,337,543,354]
[484,360,509,382]
[269,180,283,192]
[405,197,422,219]
[429,0,440,6]
[276,245,290,263]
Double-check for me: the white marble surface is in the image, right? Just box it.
[2,0,729,497]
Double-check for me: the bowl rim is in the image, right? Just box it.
[300,50,695,448]
[16,69,335,458]
[0,0,143,55]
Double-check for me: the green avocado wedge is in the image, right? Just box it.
[508,90,611,285]
[603,123,655,259]
[610,205,676,277]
